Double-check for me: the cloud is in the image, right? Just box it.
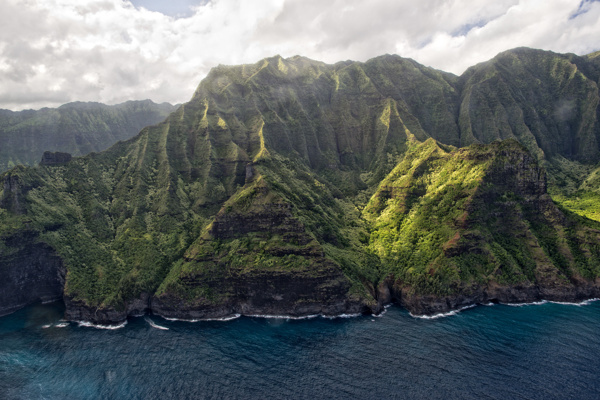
[0,0,598,110]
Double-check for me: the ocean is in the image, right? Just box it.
[1,300,599,399]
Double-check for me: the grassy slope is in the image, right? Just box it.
[365,138,600,297]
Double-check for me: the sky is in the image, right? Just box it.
[0,0,599,111]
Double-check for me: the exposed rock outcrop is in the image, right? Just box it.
[393,280,600,316]
[151,268,369,320]
[64,293,151,325]
[1,173,25,214]
[40,151,72,166]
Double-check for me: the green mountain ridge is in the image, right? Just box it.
[0,100,177,172]
[1,47,600,322]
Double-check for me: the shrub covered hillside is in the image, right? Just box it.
[0,100,177,172]
[1,48,600,322]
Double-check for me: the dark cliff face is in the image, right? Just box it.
[40,151,72,166]
[151,268,367,320]
[63,293,151,325]
[0,230,65,317]
[1,48,600,323]
[1,174,24,215]
[0,167,39,215]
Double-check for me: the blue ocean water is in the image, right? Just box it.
[0,301,599,399]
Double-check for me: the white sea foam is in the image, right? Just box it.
[164,312,364,322]
[323,313,362,319]
[247,314,320,320]
[145,317,169,330]
[163,317,200,322]
[410,304,476,320]
[215,314,242,321]
[505,300,548,307]
[77,320,127,330]
[503,298,600,307]
[163,314,241,322]
[247,312,362,320]
[42,322,69,329]
[373,304,393,318]
[549,298,600,306]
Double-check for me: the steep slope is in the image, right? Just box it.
[0,100,177,172]
[151,174,370,320]
[365,139,600,314]
[1,48,600,322]
[458,48,600,163]
[457,48,600,219]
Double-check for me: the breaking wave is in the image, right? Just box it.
[77,320,127,330]
[410,304,476,320]
[163,314,241,322]
[145,317,169,330]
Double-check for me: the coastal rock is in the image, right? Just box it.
[63,296,127,325]
[64,292,151,325]
[376,276,394,306]
[151,269,369,320]
[397,282,600,316]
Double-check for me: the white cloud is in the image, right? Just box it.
[0,0,598,110]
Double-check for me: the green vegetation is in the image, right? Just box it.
[2,47,600,314]
[0,100,176,173]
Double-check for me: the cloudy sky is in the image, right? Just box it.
[1,0,599,110]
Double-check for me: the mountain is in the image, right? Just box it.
[1,48,600,323]
[0,100,177,172]
[365,139,600,314]
[457,48,600,220]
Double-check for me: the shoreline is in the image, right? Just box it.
[409,297,600,320]
[6,295,600,327]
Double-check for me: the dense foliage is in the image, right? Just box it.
[1,48,600,312]
[0,100,176,172]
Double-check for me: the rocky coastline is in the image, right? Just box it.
[54,278,600,326]
[2,224,599,325]
[391,281,600,317]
